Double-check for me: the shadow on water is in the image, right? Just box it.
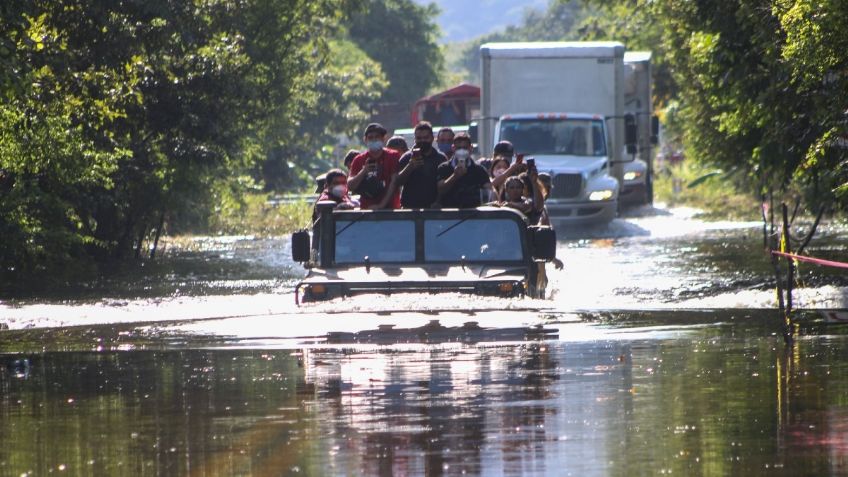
[1,236,304,302]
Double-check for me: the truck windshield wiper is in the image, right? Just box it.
[437,212,477,238]
[335,213,368,237]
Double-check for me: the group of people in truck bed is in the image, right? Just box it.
[315,121,554,227]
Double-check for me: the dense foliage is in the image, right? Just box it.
[3,0,846,279]
[0,1,395,276]
[348,0,444,105]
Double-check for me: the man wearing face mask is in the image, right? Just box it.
[348,123,401,209]
[436,127,455,159]
[386,121,447,209]
[436,132,492,208]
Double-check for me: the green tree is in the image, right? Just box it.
[653,0,846,209]
[257,38,387,192]
[0,0,355,279]
[348,0,444,105]
[775,0,848,202]
[572,1,675,107]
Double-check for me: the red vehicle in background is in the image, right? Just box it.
[411,83,480,127]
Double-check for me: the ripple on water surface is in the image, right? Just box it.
[2,208,847,331]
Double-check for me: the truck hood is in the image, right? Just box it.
[530,155,608,176]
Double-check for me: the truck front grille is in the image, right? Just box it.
[551,173,583,199]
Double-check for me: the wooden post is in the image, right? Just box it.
[781,204,794,344]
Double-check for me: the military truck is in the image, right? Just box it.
[291,203,557,303]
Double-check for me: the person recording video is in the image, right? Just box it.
[436,132,492,208]
[376,121,448,209]
[347,123,401,209]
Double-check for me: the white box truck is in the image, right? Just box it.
[622,51,656,205]
[479,42,653,224]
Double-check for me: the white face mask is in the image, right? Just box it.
[454,148,470,161]
[452,150,471,168]
[330,184,347,198]
[367,140,384,152]
[493,167,507,177]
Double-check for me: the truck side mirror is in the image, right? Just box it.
[624,113,637,155]
[291,230,311,262]
[530,226,556,261]
[650,115,659,145]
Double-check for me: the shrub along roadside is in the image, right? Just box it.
[206,193,313,237]
[653,161,759,220]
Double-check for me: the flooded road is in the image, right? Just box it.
[2,206,846,331]
[2,206,848,475]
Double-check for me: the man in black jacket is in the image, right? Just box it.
[436,132,492,208]
[386,121,448,209]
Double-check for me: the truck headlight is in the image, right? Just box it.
[623,171,643,181]
[588,190,615,201]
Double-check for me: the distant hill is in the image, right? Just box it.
[413,0,547,43]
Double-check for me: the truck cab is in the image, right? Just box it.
[291,204,556,303]
[495,113,620,223]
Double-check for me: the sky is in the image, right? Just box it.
[413,0,548,43]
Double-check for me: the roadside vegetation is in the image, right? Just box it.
[0,0,441,282]
[1,0,846,282]
[208,194,313,237]
[652,161,759,220]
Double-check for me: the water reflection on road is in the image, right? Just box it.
[2,206,848,475]
[2,312,848,476]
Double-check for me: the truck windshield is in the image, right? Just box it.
[335,219,415,263]
[425,219,523,262]
[498,118,606,157]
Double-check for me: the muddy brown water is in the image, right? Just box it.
[1,207,847,476]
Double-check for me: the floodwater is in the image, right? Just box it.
[2,206,848,476]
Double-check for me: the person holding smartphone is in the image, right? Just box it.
[348,123,401,209]
[381,121,447,209]
[436,132,492,208]
[491,151,528,201]
[521,158,546,223]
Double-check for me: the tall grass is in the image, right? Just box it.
[208,193,313,236]
[653,161,759,220]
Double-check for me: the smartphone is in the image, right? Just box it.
[411,147,422,159]
[527,157,535,168]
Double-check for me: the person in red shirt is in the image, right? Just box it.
[348,123,401,209]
